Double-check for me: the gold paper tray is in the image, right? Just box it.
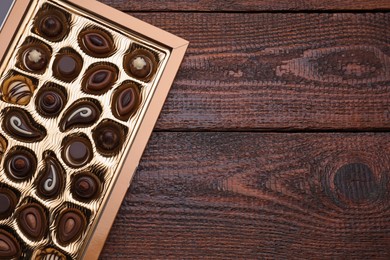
[0,0,188,259]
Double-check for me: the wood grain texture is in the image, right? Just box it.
[100,132,390,259]
[99,0,390,11]
[124,13,390,131]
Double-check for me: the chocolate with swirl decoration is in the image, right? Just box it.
[3,108,46,142]
[2,75,35,105]
[36,155,64,199]
[59,100,101,131]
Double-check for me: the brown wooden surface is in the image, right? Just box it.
[100,0,390,259]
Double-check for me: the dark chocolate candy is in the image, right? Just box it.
[4,149,37,181]
[61,136,93,168]
[111,83,141,121]
[59,100,101,131]
[2,75,35,106]
[72,173,101,201]
[21,44,51,73]
[79,29,114,57]
[35,10,68,41]
[53,52,82,82]
[93,121,125,156]
[17,203,47,240]
[36,87,66,118]
[3,108,46,142]
[36,155,64,199]
[0,230,20,258]
[82,65,117,94]
[124,49,157,81]
[0,189,17,219]
[57,209,86,245]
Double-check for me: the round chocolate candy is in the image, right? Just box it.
[79,29,114,57]
[82,65,118,94]
[93,121,126,156]
[20,44,51,73]
[111,83,141,121]
[57,208,86,245]
[124,49,157,81]
[4,148,37,181]
[17,203,47,241]
[0,230,20,259]
[36,87,66,118]
[53,52,82,83]
[35,10,68,41]
[36,155,64,199]
[0,189,18,219]
[1,75,35,105]
[71,173,101,201]
[32,247,67,260]
[3,108,46,142]
[59,100,101,132]
[62,136,93,168]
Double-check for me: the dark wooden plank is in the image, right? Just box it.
[126,13,390,131]
[101,132,390,259]
[99,0,390,11]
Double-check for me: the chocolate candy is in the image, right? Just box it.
[111,83,141,121]
[0,189,18,219]
[72,173,101,201]
[3,108,46,142]
[17,203,47,241]
[36,87,66,118]
[53,52,83,82]
[93,121,126,156]
[35,10,68,41]
[0,230,20,259]
[124,49,157,81]
[0,135,7,161]
[79,29,114,57]
[36,155,64,199]
[20,43,51,73]
[1,75,35,105]
[4,148,37,182]
[32,247,67,260]
[57,209,86,245]
[59,100,101,131]
[82,65,118,94]
[62,136,93,168]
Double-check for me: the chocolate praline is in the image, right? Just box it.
[1,75,35,106]
[53,52,83,83]
[79,29,114,58]
[93,121,126,156]
[32,247,67,260]
[59,100,101,132]
[20,44,51,73]
[124,49,157,81]
[36,88,66,118]
[71,173,101,201]
[0,135,7,162]
[35,10,68,41]
[0,189,18,220]
[0,230,20,259]
[17,203,47,241]
[111,83,141,121]
[82,65,118,94]
[57,208,86,245]
[61,136,93,168]
[36,155,65,199]
[4,149,37,181]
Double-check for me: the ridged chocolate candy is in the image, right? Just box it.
[62,136,93,168]
[53,52,82,82]
[0,230,20,258]
[124,49,157,81]
[3,108,46,142]
[57,209,86,245]
[59,100,101,131]
[2,75,35,105]
[17,203,47,240]
[82,65,117,94]
[0,189,18,219]
[35,10,68,41]
[36,87,66,118]
[79,29,114,57]
[93,121,125,156]
[4,148,37,181]
[111,83,141,121]
[37,155,64,199]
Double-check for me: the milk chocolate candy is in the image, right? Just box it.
[111,83,141,121]
[1,75,35,105]
[93,120,126,157]
[79,28,114,58]
[124,49,158,81]
[0,135,7,162]
[32,247,67,260]
[34,9,69,42]
[0,230,20,259]
[57,208,86,245]
[19,42,51,74]
[82,64,118,94]
[17,203,47,241]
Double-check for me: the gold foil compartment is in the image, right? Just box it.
[0,0,169,258]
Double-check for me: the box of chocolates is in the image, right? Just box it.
[0,0,188,259]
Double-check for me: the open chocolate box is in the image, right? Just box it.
[0,0,188,259]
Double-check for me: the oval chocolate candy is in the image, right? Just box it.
[111,83,141,121]
[82,65,117,94]
[79,29,114,57]
[57,209,86,245]
[0,230,20,258]
[17,203,47,241]
[0,189,18,220]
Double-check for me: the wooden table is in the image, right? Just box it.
[99,1,390,259]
